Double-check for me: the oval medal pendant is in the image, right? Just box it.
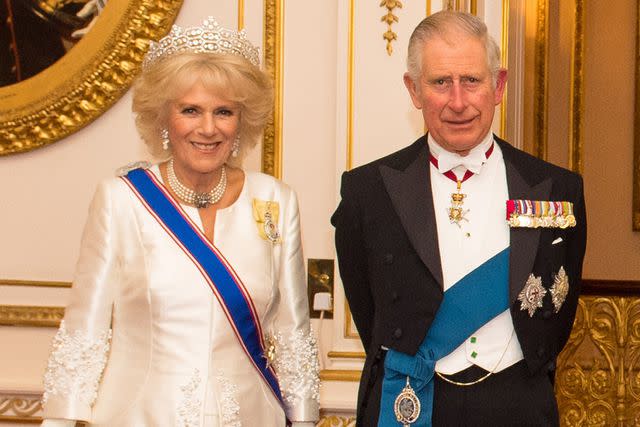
[394,377,420,426]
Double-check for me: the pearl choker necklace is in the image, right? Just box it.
[167,159,227,208]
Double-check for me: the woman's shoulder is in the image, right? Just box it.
[95,161,158,196]
[244,171,295,200]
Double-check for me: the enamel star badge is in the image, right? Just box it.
[518,274,547,317]
[550,266,569,313]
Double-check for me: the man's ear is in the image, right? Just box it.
[403,73,423,109]
[493,68,508,105]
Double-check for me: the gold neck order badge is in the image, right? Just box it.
[448,179,469,226]
[430,142,494,228]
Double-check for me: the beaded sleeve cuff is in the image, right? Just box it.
[42,321,112,407]
[269,330,320,406]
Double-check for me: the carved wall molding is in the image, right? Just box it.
[318,415,356,427]
[568,0,585,174]
[556,287,640,426]
[0,306,64,327]
[0,279,71,288]
[533,0,549,160]
[380,0,403,55]
[0,392,42,423]
[262,0,283,177]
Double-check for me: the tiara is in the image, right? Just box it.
[142,17,260,70]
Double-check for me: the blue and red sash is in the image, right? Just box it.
[121,167,284,407]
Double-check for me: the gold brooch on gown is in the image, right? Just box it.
[518,274,547,317]
[550,266,569,313]
[252,199,281,243]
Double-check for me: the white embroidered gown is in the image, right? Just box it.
[41,165,319,426]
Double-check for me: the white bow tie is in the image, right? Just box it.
[436,150,487,174]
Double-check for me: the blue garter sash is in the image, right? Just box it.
[378,248,510,426]
[121,168,285,407]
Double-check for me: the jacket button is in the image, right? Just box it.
[393,328,403,339]
[384,253,394,264]
[536,347,546,358]
[543,310,552,319]
[391,291,399,301]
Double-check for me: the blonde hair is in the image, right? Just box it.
[407,10,501,86]
[132,52,273,165]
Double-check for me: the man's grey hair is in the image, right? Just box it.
[406,10,502,85]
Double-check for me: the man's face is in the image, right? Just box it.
[404,32,507,155]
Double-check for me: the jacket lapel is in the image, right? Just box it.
[502,144,552,304]
[379,145,444,288]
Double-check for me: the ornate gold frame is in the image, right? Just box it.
[533,0,549,160]
[262,0,283,177]
[0,0,183,156]
[568,0,585,174]
[634,0,640,231]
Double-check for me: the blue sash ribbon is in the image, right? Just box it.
[122,168,285,407]
[378,248,510,426]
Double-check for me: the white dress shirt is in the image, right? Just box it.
[428,133,524,375]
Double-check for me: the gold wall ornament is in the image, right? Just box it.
[0,0,183,156]
[555,294,640,426]
[317,415,356,427]
[0,393,42,422]
[262,0,283,178]
[320,369,362,382]
[0,279,71,288]
[0,305,64,327]
[568,0,585,174]
[634,0,640,231]
[533,0,549,160]
[380,0,403,55]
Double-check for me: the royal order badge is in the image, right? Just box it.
[550,266,569,313]
[394,377,421,426]
[263,207,280,243]
[518,274,547,317]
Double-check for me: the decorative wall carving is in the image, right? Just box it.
[380,0,403,55]
[0,393,42,423]
[556,294,640,426]
[0,306,64,327]
[568,0,585,174]
[533,0,549,160]
[262,0,283,177]
[318,415,356,427]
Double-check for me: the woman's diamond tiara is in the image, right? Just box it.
[142,17,260,70]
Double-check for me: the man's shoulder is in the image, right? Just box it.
[343,136,426,183]
[497,137,582,184]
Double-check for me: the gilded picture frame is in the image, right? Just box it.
[0,0,183,156]
[634,0,640,231]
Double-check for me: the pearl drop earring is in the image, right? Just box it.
[161,129,170,151]
[231,135,240,157]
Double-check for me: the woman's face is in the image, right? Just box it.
[166,82,240,185]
